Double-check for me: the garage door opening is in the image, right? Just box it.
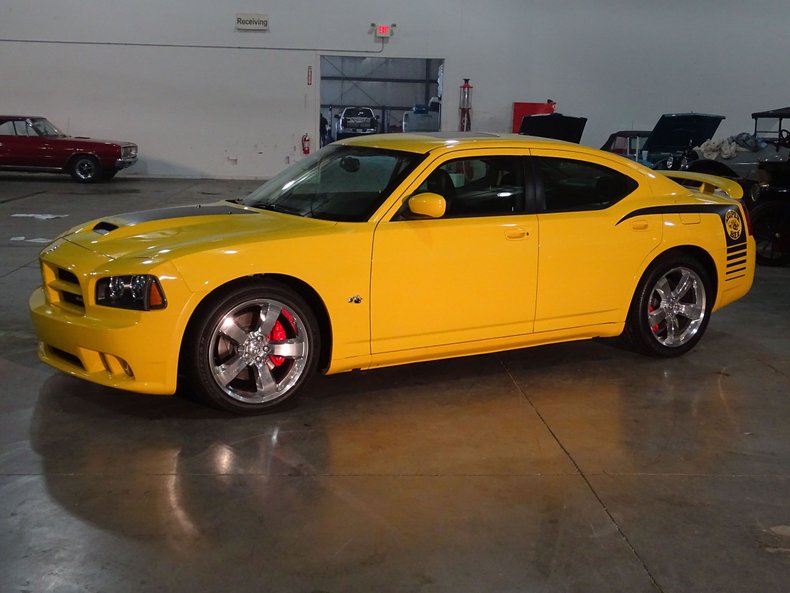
[320,56,444,145]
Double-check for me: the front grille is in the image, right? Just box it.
[43,262,86,312]
[57,268,78,284]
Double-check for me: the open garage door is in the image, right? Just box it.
[320,56,444,145]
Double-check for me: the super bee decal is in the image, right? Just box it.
[725,209,743,241]
[617,204,749,281]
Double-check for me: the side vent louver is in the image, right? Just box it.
[93,221,119,235]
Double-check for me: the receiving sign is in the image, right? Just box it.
[235,14,269,31]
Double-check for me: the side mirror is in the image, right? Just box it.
[408,192,446,218]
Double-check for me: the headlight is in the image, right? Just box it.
[95,275,166,310]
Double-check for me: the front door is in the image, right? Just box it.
[370,153,539,354]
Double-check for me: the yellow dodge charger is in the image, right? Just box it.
[29,133,755,413]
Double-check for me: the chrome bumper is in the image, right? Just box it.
[115,156,138,170]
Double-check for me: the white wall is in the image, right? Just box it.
[2,0,789,178]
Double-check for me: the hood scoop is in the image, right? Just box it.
[93,221,119,235]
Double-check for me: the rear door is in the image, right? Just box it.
[530,149,663,332]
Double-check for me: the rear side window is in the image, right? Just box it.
[537,157,638,212]
[0,121,14,135]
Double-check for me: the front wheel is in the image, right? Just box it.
[626,256,712,357]
[183,281,320,414]
[69,155,102,183]
[751,200,790,266]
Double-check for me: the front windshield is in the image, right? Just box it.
[30,118,65,138]
[242,145,423,222]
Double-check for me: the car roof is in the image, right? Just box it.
[0,116,44,120]
[339,131,597,154]
[751,106,790,119]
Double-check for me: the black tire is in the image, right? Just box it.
[751,200,790,266]
[69,155,102,183]
[182,280,320,414]
[625,255,713,357]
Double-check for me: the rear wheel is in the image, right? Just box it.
[183,281,320,414]
[626,255,712,357]
[751,200,790,266]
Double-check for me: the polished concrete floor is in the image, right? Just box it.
[1,173,789,593]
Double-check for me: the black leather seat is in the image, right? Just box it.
[426,169,455,198]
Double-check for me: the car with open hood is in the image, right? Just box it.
[519,112,588,143]
[0,115,137,182]
[602,112,725,169]
[634,109,790,266]
[29,132,755,413]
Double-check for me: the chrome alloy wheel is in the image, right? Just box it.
[207,298,309,404]
[646,266,706,348]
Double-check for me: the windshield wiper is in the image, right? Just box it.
[224,197,244,204]
[254,203,305,216]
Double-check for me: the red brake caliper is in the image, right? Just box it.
[649,305,659,333]
[268,309,295,367]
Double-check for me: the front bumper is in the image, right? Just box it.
[29,240,197,395]
[30,286,179,394]
[115,156,138,170]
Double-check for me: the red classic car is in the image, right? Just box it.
[0,116,137,182]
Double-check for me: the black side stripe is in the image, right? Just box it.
[616,204,733,225]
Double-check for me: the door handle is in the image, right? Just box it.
[631,220,649,231]
[504,227,528,240]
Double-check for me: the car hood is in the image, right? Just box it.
[62,201,335,261]
[62,136,136,147]
[642,113,724,155]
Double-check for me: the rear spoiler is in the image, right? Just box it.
[659,171,744,200]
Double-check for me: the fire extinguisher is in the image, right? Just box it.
[301,133,310,155]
